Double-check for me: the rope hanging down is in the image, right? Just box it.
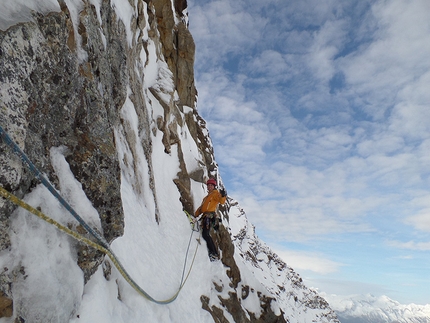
[0,126,199,304]
[0,187,199,304]
[184,210,200,232]
[0,126,109,249]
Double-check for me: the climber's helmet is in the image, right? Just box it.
[206,178,217,187]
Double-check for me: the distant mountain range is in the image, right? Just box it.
[321,294,430,323]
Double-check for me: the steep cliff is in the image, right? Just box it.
[0,1,339,322]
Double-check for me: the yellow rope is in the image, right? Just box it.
[0,186,199,304]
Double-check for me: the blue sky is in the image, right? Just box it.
[187,0,430,305]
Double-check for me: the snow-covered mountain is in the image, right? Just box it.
[0,0,339,322]
[323,294,430,323]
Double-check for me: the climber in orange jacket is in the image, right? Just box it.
[195,178,226,261]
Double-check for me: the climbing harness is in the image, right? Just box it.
[0,126,200,304]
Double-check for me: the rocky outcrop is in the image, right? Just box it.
[0,2,125,290]
[199,199,339,323]
[0,0,197,320]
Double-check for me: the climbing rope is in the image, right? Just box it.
[0,126,200,304]
[0,187,199,304]
[184,210,200,232]
[182,211,201,284]
[0,126,109,249]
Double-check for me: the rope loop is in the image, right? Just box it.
[0,126,199,304]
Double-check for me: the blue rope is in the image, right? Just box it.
[1,125,201,304]
[0,126,110,249]
[0,186,200,304]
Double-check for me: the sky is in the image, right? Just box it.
[187,0,430,305]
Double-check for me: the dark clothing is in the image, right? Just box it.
[202,214,218,258]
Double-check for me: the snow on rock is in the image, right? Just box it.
[0,0,60,31]
[323,294,430,323]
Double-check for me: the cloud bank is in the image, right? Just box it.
[188,0,430,304]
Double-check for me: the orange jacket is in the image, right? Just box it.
[195,189,226,217]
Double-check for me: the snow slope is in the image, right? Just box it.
[323,294,430,323]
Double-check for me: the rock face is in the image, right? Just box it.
[0,1,339,322]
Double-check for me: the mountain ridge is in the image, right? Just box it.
[323,293,430,323]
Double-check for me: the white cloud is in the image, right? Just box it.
[189,0,430,303]
[237,191,376,242]
[356,135,404,157]
[389,102,430,141]
[310,281,394,302]
[308,19,348,82]
[245,50,293,83]
[189,0,266,68]
[338,0,430,120]
[387,240,430,251]
[418,209,430,229]
[274,248,343,274]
